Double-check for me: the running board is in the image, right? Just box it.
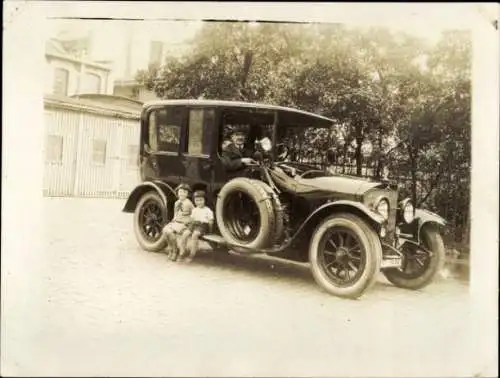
[200,234,275,255]
[201,234,227,245]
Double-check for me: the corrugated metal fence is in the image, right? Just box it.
[43,94,141,198]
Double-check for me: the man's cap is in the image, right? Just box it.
[193,190,206,198]
[231,124,248,134]
[175,183,192,193]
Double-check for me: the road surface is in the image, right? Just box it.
[2,198,473,377]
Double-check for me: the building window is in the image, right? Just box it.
[82,73,102,94]
[46,135,63,163]
[187,109,214,156]
[148,107,182,153]
[53,68,69,96]
[149,41,164,67]
[92,140,107,164]
[127,145,139,168]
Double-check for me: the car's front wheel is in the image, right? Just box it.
[382,226,445,290]
[133,191,169,252]
[309,213,382,299]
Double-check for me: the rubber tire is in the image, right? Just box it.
[257,181,285,244]
[133,191,169,252]
[309,213,382,299]
[216,178,276,250]
[383,226,445,290]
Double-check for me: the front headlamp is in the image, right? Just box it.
[401,199,415,224]
[375,198,390,220]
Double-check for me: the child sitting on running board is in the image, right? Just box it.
[163,183,194,261]
[178,189,214,263]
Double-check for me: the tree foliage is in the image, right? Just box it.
[136,22,472,247]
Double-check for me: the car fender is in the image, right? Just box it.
[414,208,446,242]
[122,181,177,213]
[327,200,386,224]
[298,200,385,235]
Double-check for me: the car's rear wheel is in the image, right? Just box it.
[133,191,169,252]
[216,178,277,251]
[382,226,445,290]
[309,213,382,299]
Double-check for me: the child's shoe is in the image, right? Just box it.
[183,248,197,264]
[169,243,180,261]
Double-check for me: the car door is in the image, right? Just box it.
[142,105,186,187]
[181,107,217,206]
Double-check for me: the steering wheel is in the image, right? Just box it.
[297,169,326,179]
[275,143,290,160]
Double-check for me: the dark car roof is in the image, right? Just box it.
[143,99,334,124]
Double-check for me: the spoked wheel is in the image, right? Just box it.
[383,226,444,290]
[309,213,382,299]
[319,228,367,287]
[133,191,169,252]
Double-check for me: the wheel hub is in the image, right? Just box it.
[335,247,349,262]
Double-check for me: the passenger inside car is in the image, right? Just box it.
[220,124,257,172]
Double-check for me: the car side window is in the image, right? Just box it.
[148,107,182,153]
[148,111,159,151]
[187,108,215,156]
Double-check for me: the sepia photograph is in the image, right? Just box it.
[2,2,498,377]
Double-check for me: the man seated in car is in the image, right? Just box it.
[220,124,257,172]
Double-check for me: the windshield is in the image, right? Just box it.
[276,122,394,179]
[276,124,341,166]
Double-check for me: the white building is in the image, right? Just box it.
[45,38,113,97]
[43,93,142,198]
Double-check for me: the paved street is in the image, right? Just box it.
[2,198,473,377]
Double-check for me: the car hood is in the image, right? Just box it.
[296,175,384,196]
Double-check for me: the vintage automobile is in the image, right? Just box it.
[123,99,446,299]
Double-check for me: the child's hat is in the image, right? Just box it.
[193,189,206,198]
[175,183,192,193]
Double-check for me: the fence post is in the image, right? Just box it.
[113,118,124,196]
[73,112,85,196]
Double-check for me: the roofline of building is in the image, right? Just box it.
[70,93,144,106]
[44,94,140,119]
[46,52,112,71]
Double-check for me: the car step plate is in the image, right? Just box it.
[202,234,226,245]
[381,255,403,269]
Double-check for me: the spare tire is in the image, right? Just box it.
[216,178,277,250]
[258,181,285,245]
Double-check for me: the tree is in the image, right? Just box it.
[137,22,310,102]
